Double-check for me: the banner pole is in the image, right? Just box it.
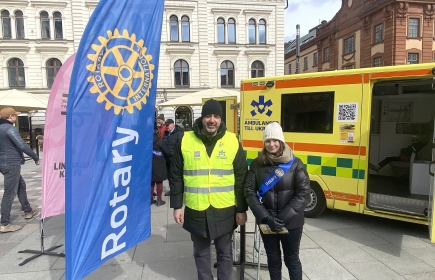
[18,218,65,266]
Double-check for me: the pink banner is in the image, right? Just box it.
[41,53,75,218]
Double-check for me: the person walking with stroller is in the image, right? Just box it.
[244,122,310,280]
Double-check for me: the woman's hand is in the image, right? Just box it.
[266,216,285,232]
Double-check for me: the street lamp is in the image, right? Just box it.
[158,89,168,102]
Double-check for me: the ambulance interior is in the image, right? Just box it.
[368,78,435,217]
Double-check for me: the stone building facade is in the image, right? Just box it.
[0,0,285,128]
[284,0,435,74]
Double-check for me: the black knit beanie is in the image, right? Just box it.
[201,99,223,118]
[157,114,165,121]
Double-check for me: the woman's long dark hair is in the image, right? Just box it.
[258,140,285,165]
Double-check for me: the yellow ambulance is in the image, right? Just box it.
[215,63,435,241]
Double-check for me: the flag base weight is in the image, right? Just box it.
[17,218,65,266]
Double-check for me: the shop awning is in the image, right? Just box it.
[158,88,239,107]
[0,89,48,111]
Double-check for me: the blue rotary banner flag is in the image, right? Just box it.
[65,0,164,279]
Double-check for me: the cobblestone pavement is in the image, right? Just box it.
[1,159,435,279]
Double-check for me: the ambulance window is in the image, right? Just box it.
[219,101,226,124]
[281,92,334,133]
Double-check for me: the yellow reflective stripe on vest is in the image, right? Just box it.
[185,185,235,194]
[181,131,238,211]
[183,169,234,176]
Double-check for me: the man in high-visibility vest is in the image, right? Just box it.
[169,99,248,280]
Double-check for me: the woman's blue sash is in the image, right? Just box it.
[152,150,163,156]
[257,158,295,202]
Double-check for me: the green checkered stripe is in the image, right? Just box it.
[244,150,365,179]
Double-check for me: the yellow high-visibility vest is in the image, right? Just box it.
[181,131,239,211]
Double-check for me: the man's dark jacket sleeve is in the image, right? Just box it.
[169,140,184,209]
[234,142,248,212]
[8,127,39,161]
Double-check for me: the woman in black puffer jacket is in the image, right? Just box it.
[244,122,310,280]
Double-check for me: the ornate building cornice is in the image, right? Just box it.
[383,4,394,21]
[396,2,409,21]
[424,4,434,22]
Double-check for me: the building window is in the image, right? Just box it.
[303,57,308,70]
[344,65,354,69]
[281,92,334,134]
[181,16,190,42]
[220,60,234,87]
[344,36,355,54]
[407,53,419,64]
[288,64,292,74]
[8,58,25,88]
[324,47,329,62]
[374,23,383,43]
[251,60,264,78]
[174,59,189,87]
[15,11,25,39]
[259,19,266,44]
[373,57,382,67]
[313,52,318,67]
[46,58,62,88]
[408,18,419,38]
[228,18,236,43]
[170,15,178,41]
[249,18,256,44]
[1,10,11,38]
[217,18,225,43]
[53,12,63,39]
[40,11,50,39]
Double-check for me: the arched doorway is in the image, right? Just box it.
[175,106,192,131]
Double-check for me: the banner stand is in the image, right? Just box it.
[18,218,65,266]
[215,225,268,280]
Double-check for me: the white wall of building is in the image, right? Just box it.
[0,0,285,127]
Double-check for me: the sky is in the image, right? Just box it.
[284,0,343,42]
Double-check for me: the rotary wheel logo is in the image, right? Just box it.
[86,29,154,114]
[275,168,284,177]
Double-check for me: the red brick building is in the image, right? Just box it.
[285,0,435,74]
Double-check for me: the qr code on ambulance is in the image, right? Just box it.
[336,102,358,122]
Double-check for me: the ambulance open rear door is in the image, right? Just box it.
[202,96,238,134]
[429,120,435,242]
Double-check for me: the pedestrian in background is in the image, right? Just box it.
[170,99,248,280]
[162,118,183,196]
[0,107,40,233]
[151,124,171,206]
[156,114,166,140]
[244,122,310,280]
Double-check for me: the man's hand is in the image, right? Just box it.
[173,209,184,225]
[236,212,247,226]
[35,161,40,166]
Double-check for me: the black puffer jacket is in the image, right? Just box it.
[169,118,248,239]
[152,134,171,182]
[244,156,310,230]
[162,125,184,156]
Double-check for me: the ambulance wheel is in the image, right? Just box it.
[304,182,326,218]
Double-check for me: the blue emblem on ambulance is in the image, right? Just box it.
[251,95,273,117]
